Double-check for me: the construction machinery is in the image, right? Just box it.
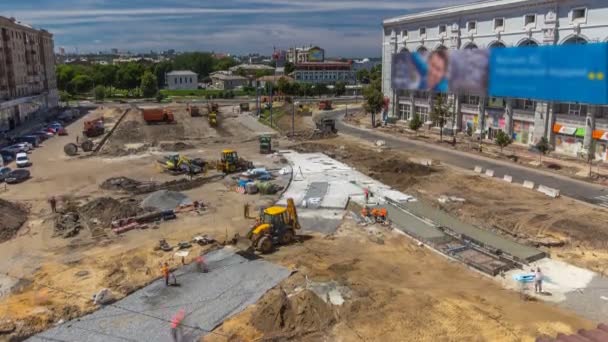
[259,135,272,154]
[314,117,338,134]
[208,111,218,127]
[187,104,201,117]
[207,102,219,113]
[239,103,250,111]
[216,149,253,174]
[142,108,175,124]
[158,154,206,175]
[83,117,105,137]
[318,100,333,110]
[244,198,300,254]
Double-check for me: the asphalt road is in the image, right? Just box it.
[329,111,608,207]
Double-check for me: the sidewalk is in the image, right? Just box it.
[371,121,608,186]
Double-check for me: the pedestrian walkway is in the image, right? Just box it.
[593,194,608,208]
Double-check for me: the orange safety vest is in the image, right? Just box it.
[380,208,387,217]
[161,265,169,278]
[371,208,379,217]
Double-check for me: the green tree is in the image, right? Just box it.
[315,84,328,97]
[70,75,94,94]
[356,69,370,84]
[94,85,106,101]
[370,65,382,81]
[430,94,451,141]
[255,69,274,78]
[409,112,423,136]
[155,92,165,103]
[213,56,238,71]
[535,137,551,163]
[59,90,72,105]
[284,62,295,75]
[334,81,346,97]
[154,61,173,89]
[276,77,290,95]
[173,52,214,79]
[56,64,76,91]
[363,87,384,128]
[140,71,158,98]
[494,130,512,153]
[115,62,144,89]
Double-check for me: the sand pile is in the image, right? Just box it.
[141,190,191,211]
[251,288,336,339]
[0,199,28,243]
[79,197,143,227]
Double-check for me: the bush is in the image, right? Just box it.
[94,85,106,101]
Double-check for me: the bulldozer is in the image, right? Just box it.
[241,198,300,254]
[158,154,205,175]
[215,149,253,174]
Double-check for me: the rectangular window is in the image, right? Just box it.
[419,27,426,36]
[399,104,412,120]
[439,25,446,35]
[572,8,587,23]
[415,106,429,123]
[568,103,587,116]
[467,21,476,32]
[524,14,536,27]
[494,18,505,31]
[401,30,408,39]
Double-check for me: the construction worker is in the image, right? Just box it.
[162,262,170,286]
[379,207,388,224]
[48,196,57,213]
[534,267,544,293]
[370,208,380,222]
[363,188,369,203]
[170,309,185,342]
[195,255,208,273]
[360,206,369,218]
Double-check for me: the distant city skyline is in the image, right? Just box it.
[0,0,472,57]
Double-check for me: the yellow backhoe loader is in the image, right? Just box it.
[240,198,300,254]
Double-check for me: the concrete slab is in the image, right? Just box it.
[30,248,290,342]
[298,209,344,234]
[402,201,545,263]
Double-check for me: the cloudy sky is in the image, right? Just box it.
[1,0,471,57]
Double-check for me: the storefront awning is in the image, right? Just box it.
[598,131,608,141]
[575,128,586,138]
[553,124,577,135]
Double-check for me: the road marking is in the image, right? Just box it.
[593,195,608,208]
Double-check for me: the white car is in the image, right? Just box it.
[15,152,31,168]
[11,142,32,152]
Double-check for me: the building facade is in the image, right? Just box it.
[382,0,608,161]
[210,74,248,90]
[0,16,58,132]
[293,62,356,85]
[288,46,325,64]
[166,70,198,90]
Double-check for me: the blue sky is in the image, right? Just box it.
[1,0,470,57]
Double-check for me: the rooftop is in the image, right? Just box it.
[383,0,534,26]
[296,61,352,67]
[257,75,294,82]
[166,70,198,76]
[211,74,248,81]
[229,64,274,72]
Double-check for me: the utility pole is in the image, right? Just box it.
[345,103,348,117]
[452,94,457,145]
[292,101,295,137]
[256,81,260,117]
[269,84,273,128]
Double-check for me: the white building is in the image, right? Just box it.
[293,61,356,85]
[382,0,608,161]
[166,70,198,90]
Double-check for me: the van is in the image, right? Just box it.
[15,152,31,167]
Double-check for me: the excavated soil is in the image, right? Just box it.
[0,199,28,243]
[78,197,143,227]
[251,288,336,340]
[100,175,225,195]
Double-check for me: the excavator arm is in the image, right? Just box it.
[286,198,300,230]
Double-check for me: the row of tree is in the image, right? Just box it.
[56,52,239,95]
[268,78,347,97]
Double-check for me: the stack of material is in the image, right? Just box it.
[141,190,192,211]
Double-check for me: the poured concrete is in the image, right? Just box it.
[31,248,290,342]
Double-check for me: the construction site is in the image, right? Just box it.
[1,99,608,341]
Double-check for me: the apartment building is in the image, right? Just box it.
[0,16,58,132]
[382,0,608,160]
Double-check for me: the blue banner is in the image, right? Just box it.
[488,43,608,104]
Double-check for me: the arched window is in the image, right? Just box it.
[463,43,478,49]
[518,39,538,47]
[488,41,506,48]
[562,36,587,45]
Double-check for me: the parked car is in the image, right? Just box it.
[56,127,68,136]
[11,142,32,152]
[15,135,40,148]
[0,167,12,182]
[2,145,22,157]
[1,151,14,164]
[15,152,31,167]
[36,130,55,138]
[44,127,57,134]
[4,169,30,184]
[31,131,51,141]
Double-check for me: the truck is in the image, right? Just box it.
[142,108,175,124]
[83,117,105,137]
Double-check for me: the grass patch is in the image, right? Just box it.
[258,106,286,128]
[160,89,255,98]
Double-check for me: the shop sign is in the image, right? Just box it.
[558,126,577,135]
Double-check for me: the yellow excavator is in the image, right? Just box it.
[243,198,300,254]
[159,154,205,175]
[216,149,253,174]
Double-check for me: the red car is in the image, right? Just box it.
[45,127,57,134]
[56,127,68,136]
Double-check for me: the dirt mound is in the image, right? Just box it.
[101,174,224,195]
[159,142,194,151]
[79,197,143,227]
[251,288,335,339]
[0,199,28,243]
[375,158,432,176]
[111,119,145,143]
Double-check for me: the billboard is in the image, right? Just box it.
[392,43,608,104]
[307,47,325,62]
